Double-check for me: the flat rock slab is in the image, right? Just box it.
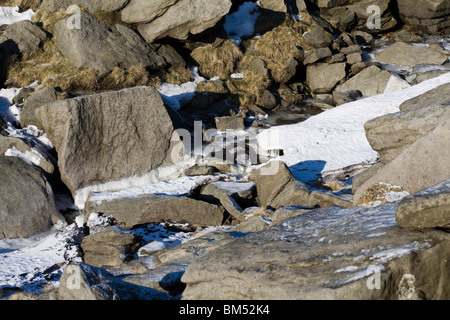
[181,203,450,300]
[375,42,448,67]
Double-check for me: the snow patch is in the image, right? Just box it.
[223,1,260,46]
[0,6,35,25]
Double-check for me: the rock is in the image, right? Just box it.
[392,30,424,43]
[58,262,173,300]
[261,90,277,109]
[0,135,55,174]
[326,7,357,31]
[20,86,57,128]
[258,0,288,12]
[317,0,349,8]
[308,190,353,208]
[0,156,64,239]
[181,202,450,300]
[302,26,333,49]
[54,12,166,73]
[184,165,218,176]
[220,194,246,222]
[307,62,346,94]
[345,0,397,32]
[269,180,310,209]
[197,181,256,207]
[374,42,448,67]
[396,179,450,229]
[397,0,450,34]
[39,0,129,12]
[335,65,391,97]
[215,116,245,132]
[81,226,140,267]
[303,47,332,65]
[230,216,270,233]
[4,20,46,53]
[35,86,179,202]
[136,0,232,43]
[325,53,346,64]
[271,205,314,225]
[345,52,362,65]
[351,30,374,44]
[354,110,450,204]
[398,82,450,113]
[340,44,361,55]
[364,104,448,164]
[332,89,362,105]
[85,195,225,229]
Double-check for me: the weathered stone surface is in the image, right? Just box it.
[40,0,128,12]
[20,86,57,128]
[308,190,353,208]
[364,104,449,164]
[306,62,346,94]
[346,52,362,65]
[271,205,314,225]
[182,203,450,300]
[302,26,333,49]
[269,180,310,209]
[375,42,448,67]
[4,20,46,53]
[345,0,397,32]
[58,262,173,300]
[354,110,450,204]
[396,179,450,229]
[303,47,332,65]
[335,65,391,97]
[332,89,362,105]
[398,0,450,34]
[399,82,450,113]
[85,195,225,229]
[54,12,165,73]
[136,0,232,43]
[0,156,64,239]
[35,87,178,200]
[81,226,140,267]
[215,116,245,132]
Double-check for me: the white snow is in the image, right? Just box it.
[0,6,35,25]
[256,72,450,184]
[223,1,260,46]
[5,146,42,166]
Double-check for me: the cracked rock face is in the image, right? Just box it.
[181,202,450,300]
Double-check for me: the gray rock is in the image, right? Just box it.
[220,194,245,222]
[374,42,448,67]
[398,0,450,34]
[335,65,391,97]
[306,62,346,94]
[325,53,346,64]
[197,181,256,207]
[0,156,64,239]
[40,0,128,12]
[85,195,225,229]
[81,226,140,267]
[317,0,349,8]
[345,0,397,32]
[307,190,353,208]
[54,12,165,73]
[230,216,270,233]
[271,205,314,225]
[354,110,450,204]
[4,20,46,53]
[269,180,310,209]
[20,86,57,129]
[182,202,450,300]
[398,82,450,113]
[35,87,178,199]
[396,179,450,229]
[58,262,173,300]
[346,52,362,65]
[136,0,232,43]
[184,165,218,176]
[364,104,448,164]
[302,26,333,49]
[303,47,332,65]
[215,116,245,132]
[340,44,361,55]
[261,90,277,109]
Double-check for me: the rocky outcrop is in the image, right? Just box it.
[306,62,346,94]
[397,0,450,34]
[335,66,391,97]
[35,86,180,201]
[85,195,225,229]
[0,156,64,239]
[128,0,232,43]
[181,202,450,300]
[54,12,166,73]
[396,179,450,229]
[39,0,129,12]
[375,42,448,67]
[4,20,46,53]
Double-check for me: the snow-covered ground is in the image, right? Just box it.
[257,72,450,184]
[0,6,34,25]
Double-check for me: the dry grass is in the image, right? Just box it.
[191,39,243,79]
[226,69,271,106]
[358,183,408,207]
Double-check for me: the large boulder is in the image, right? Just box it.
[84,195,225,229]
[335,65,391,97]
[397,0,450,34]
[396,179,450,229]
[181,202,450,300]
[35,86,181,205]
[20,86,57,129]
[4,20,46,53]
[306,62,346,94]
[398,82,450,113]
[0,156,64,239]
[128,0,232,43]
[354,109,450,204]
[58,262,173,300]
[374,42,448,67]
[54,12,166,73]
